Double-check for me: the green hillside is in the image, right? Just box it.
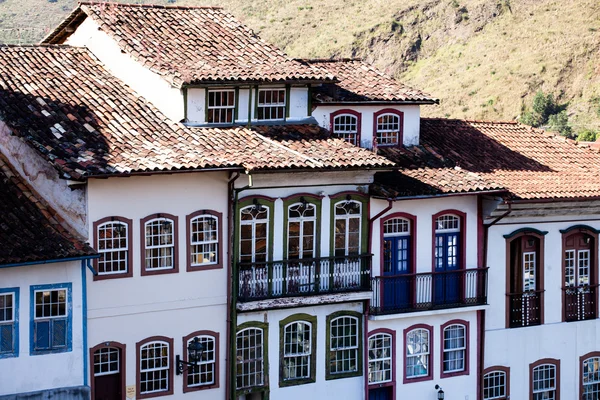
[2,0,600,135]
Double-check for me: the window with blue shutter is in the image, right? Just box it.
[0,289,18,358]
[30,284,72,355]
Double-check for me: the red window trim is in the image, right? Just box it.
[186,210,223,272]
[504,230,546,328]
[90,341,127,400]
[136,336,174,399]
[140,213,179,277]
[560,227,598,322]
[403,323,433,384]
[330,109,362,146]
[439,319,469,379]
[431,210,467,272]
[380,212,417,276]
[373,108,404,147]
[580,351,600,398]
[482,365,510,400]
[93,216,134,281]
[182,330,220,393]
[367,328,396,395]
[529,358,560,400]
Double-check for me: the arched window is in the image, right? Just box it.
[185,334,217,389]
[332,112,360,145]
[91,341,126,400]
[328,314,361,377]
[93,216,133,279]
[141,214,178,275]
[433,212,464,305]
[582,354,600,399]
[441,322,467,375]
[482,366,509,400]
[137,337,173,397]
[236,327,265,390]
[562,228,597,322]
[334,200,362,256]
[287,202,317,260]
[368,333,393,384]
[405,326,431,381]
[282,321,312,381]
[383,217,412,275]
[240,204,269,263]
[530,359,559,400]
[374,109,403,146]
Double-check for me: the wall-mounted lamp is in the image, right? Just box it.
[299,196,308,210]
[176,337,205,375]
[435,385,444,400]
[252,198,264,212]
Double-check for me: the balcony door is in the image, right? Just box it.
[434,215,461,305]
[508,234,542,327]
[287,202,317,294]
[383,217,412,310]
[564,231,596,321]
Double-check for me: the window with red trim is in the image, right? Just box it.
[530,359,560,400]
[404,324,432,383]
[183,331,219,392]
[374,109,403,146]
[331,110,361,146]
[483,366,509,400]
[441,320,469,378]
[141,214,179,276]
[186,210,223,271]
[137,336,174,398]
[93,216,133,280]
[562,229,597,322]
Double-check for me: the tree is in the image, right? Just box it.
[520,90,571,137]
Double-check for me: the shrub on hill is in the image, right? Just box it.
[520,91,572,137]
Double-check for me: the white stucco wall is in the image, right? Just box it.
[0,261,85,395]
[66,17,184,122]
[238,302,365,400]
[86,172,230,399]
[312,104,421,147]
[485,216,600,399]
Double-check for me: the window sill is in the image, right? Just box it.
[0,352,18,359]
[187,263,223,272]
[30,347,72,356]
[403,374,433,384]
[279,377,315,387]
[325,370,362,381]
[137,389,174,399]
[140,267,179,277]
[183,382,219,393]
[93,271,133,281]
[440,369,469,379]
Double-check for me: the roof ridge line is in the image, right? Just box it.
[301,58,364,63]
[79,1,223,10]
[422,117,519,124]
[249,128,325,168]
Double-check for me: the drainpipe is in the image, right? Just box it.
[226,171,240,400]
[81,259,89,387]
[368,199,393,255]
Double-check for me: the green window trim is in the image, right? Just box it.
[279,313,317,387]
[325,310,363,381]
[236,197,276,264]
[282,195,322,260]
[329,193,369,256]
[236,321,270,398]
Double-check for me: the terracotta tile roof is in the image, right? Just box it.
[376,118,600,200]
[0,153,95,265]
[0,45,390,180]
[304,59,437,104]
[43,3,334,87]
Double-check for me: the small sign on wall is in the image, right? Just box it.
[126,385,135,399]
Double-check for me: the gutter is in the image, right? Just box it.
[0,254,99,269]
[226,171,240,400]
[370,188,507,202]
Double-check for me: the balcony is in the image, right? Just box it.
[237,254,371,302]
[564,284,598,322]
[508,290,543,328]
[370,268,488,315]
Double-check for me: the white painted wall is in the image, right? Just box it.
[0,261,85,395]
[312,104,421,147]
[369,309,481,400]
[485,216,600,399]
[66,17,184,122]
[86,172,230,399]
[238,302,364,400]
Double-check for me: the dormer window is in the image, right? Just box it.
[374,109,404,146]
[257,88,286,120]
[331,110,361,146]
[207,89,235,124]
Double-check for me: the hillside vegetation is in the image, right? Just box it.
[1,0,600,135]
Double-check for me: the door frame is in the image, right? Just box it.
[90,341,126,400]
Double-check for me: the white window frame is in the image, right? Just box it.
[368,333,392,384]
[532,364,556,400]
[383,218,410,237]
[283,321,312,381]
[435,214,460,233]
[236,327,264,389]
[583,357,600,398]
[187,335,216,387]
[442,324,466,373]
[139,341,170,395]
[94,347,120,377]
[190,215,219,267]
[239,205,269,263]
[207,89,235,124]
[406,328,430,379]
[333,114,359,145]
[334,200,362,256]
[32,286,69,353]
[483,370,507,400]
[287,202,316,260]
[257,88,286,121]
[376,113,400,146]
[144,217,175,271]
[523,251,537,292]
[97,221,129,275]
[329,316,360,375]
[578,249,591,286]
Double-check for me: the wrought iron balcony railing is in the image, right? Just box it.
[237,254,372,302]
[370,268,488,315]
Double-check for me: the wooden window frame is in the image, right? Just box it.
[0,287,19,359]
[368,328,396,395]
[90,341,126,400]
[373,108,404,147]
[529,358,560,400]
[329,192,369,257]
[279,313,317,387]
[93,216,134,281]
[136,336,174,399]
[235,321,269,397]
[403,323,433,384]
[326,310,363,380]
[440,319,469,378]
[431,210,467,272]
[140,213,179,277]
[560,226,598,322]
[330,109,362,146]
[30,283,72,355]
[183,330,219,393]
[580,351,600,399]
[206,88,236,124]
[186,210,223,272]
[380,212,417,276]
[482,365,510,400]
[256,87,287,121]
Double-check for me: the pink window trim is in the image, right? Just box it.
[186,210,224,272]
[439,319,470,379]
[330,109,362,146]
[367,328,396,393]
[403,323,433,384]
[373,108,404,147]
[93,216,134,281]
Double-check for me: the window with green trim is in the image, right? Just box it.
[236,322,268,394]
[287,202,317,260]
[207,89,235,124]
[279,313,317,386]
[257,88,286,120]
[326,311,362,380]
[334,200,362,257]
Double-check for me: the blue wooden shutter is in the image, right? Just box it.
[52,319,67,348]
[0,324,13,353]
[34,320,51,350]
